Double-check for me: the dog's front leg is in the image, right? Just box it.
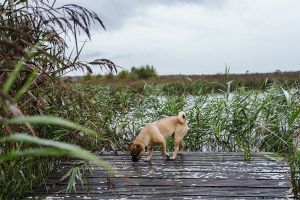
[144,145,153,162]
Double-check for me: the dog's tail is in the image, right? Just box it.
[178,111,187,124]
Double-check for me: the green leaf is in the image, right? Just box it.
[264,153,284,162]
[1,134,113,172]
[281,87,291,107]
[289,106,300,126]
[5,116,99,138]
[13,69,38,102]
[2,44,40,95]
[66,166,84,193]
[226,81,233,100]
[1,147,69,161]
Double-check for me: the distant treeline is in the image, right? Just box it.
[83,65,158,81]
[73,68,300,94]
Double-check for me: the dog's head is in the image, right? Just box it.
[130,143,145,162]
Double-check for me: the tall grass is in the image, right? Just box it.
[60,81,300,196]
[69,83,299,152]
[1,0,300,198]
[0,45,113,199]
[0,0,117,198]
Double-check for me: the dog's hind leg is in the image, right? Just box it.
[178,140,185,155]
[144,144,153,162]
[161,140,170,159]
[169,136,183,160]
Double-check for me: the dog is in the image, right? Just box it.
[130,111,189,162]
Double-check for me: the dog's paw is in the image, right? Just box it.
[168,156,176,161]
[143,158,152,162]
[166,155,176,161]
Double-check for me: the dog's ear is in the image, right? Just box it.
[135,144,143,155]
[136,144,142,150]
[124,142,133,151]
[130,143,135,155]
[130,143,143,156]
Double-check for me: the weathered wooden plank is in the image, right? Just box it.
[66,155,283,162]
[99,155,271,161]
[41,177,290,188]
[33,187,289,197]
[34,185,290,197]
[61,160,288,168]
[98,151,277,156]
[87,154,285,162]
[48,172,288,180]
[54,165,289,174]
[69,151,282,159]
[28,194,286,200]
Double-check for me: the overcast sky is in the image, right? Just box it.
[58,0,300,75]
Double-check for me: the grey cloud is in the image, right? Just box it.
[82,50,106,59]
[55,0,225,30]
[56,0,300,75]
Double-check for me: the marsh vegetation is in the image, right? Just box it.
[1,0,300,199]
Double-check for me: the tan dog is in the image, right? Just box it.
[130,111,189,162]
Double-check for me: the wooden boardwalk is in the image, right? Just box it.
[30,152,290,199]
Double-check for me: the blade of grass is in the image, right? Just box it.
[1,147,69,161]
[289,106,300,126]
[13,69,38,102]
[5,116,99,138]
[1,133,113,172]
[66,166,84,193]
[2,44,40,95]
[281,87,291,107]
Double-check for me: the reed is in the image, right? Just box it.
[0,0,116,198]
[1,0,300,198]
[61,82,300,196]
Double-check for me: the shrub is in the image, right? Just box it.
[105,72,114,79]
[117,70,130,79]
[131,65,157,79]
